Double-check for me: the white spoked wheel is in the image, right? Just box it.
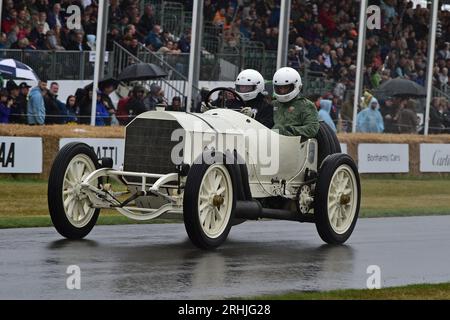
[315,153,360,244]
[183,159,236,250]
[327,165,358,235]
[63,154,97,228]
[48,142,100,239]
[198,164,233,239]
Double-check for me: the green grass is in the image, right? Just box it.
[359,179,450,218]
[0,177,449,228]
[252,283,450,300]
[0,178,180,228]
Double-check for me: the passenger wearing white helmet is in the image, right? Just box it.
[272,67,319,138]
[235,69,274,128]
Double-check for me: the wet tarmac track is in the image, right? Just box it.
[1,216,450,299]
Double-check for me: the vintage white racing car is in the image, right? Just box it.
[48,88,361,249]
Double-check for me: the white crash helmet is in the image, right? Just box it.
[273,67,303,103]
[235,69,265,101]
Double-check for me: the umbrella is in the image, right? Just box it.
[377,78,426,98]
[117,63,168,82]
[84,78,120,91]
[0,59,40,81]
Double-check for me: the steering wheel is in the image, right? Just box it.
[204,87,245,111]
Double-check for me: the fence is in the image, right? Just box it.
[139,0,190,35]
[111,42,188,102]
[136,43,189,81]
[2,47,448,107]
[0,47,293,85]
[433,85,450,102]
[2,126,450,179]
[132,45,279,81]
[0,49,99,80]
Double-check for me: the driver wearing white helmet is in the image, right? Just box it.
[235,69,274,128]
[272,67,319,138]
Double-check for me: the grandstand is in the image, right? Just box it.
[0,0,449,133]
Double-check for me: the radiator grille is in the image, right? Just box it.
[124,118,183,182]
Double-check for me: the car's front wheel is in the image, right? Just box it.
[48,142,100,239]
[314,153,360,244]
[183,162,236,250]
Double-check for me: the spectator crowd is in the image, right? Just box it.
[201,0,450,133]
[0,77,186,125]
[0,0,450,133]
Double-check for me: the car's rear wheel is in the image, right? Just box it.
[316,121,341,165]
[323,121,341,153]
[314,153,360,244]
[183,162,235,250]
[48,142,100,239]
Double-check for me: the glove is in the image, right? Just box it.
[200,102,216,113]
[200,102,208,113]
[240,107,254,118]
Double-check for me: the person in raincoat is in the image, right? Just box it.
[356,97,384,133]
[318,98,337,132]
[27,79,47,125]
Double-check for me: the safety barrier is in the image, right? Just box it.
[1,126,449,179]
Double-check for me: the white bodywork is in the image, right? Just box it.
[135,109,318,198]
[79,109,318,220]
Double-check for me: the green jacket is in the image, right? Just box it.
[272,96,320,138]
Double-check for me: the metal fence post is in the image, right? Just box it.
[80,52,85,80]
[424,0,439,135]
[185,0,204,112]
[51,51,56,80]
[276,0,291,69]
[352,0,368,133]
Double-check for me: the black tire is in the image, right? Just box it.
[316,121,341,165]
[316,122,332,165]
[183,159,236,250]
[48,142,100,239]
[323,121,341,154]
[314,153,360,244]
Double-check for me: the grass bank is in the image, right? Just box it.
[252,282,450,300]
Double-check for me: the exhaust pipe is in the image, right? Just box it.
[234,200,262,220]
[234,200,315,223]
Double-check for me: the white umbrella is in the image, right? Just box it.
[0,59,40,81]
